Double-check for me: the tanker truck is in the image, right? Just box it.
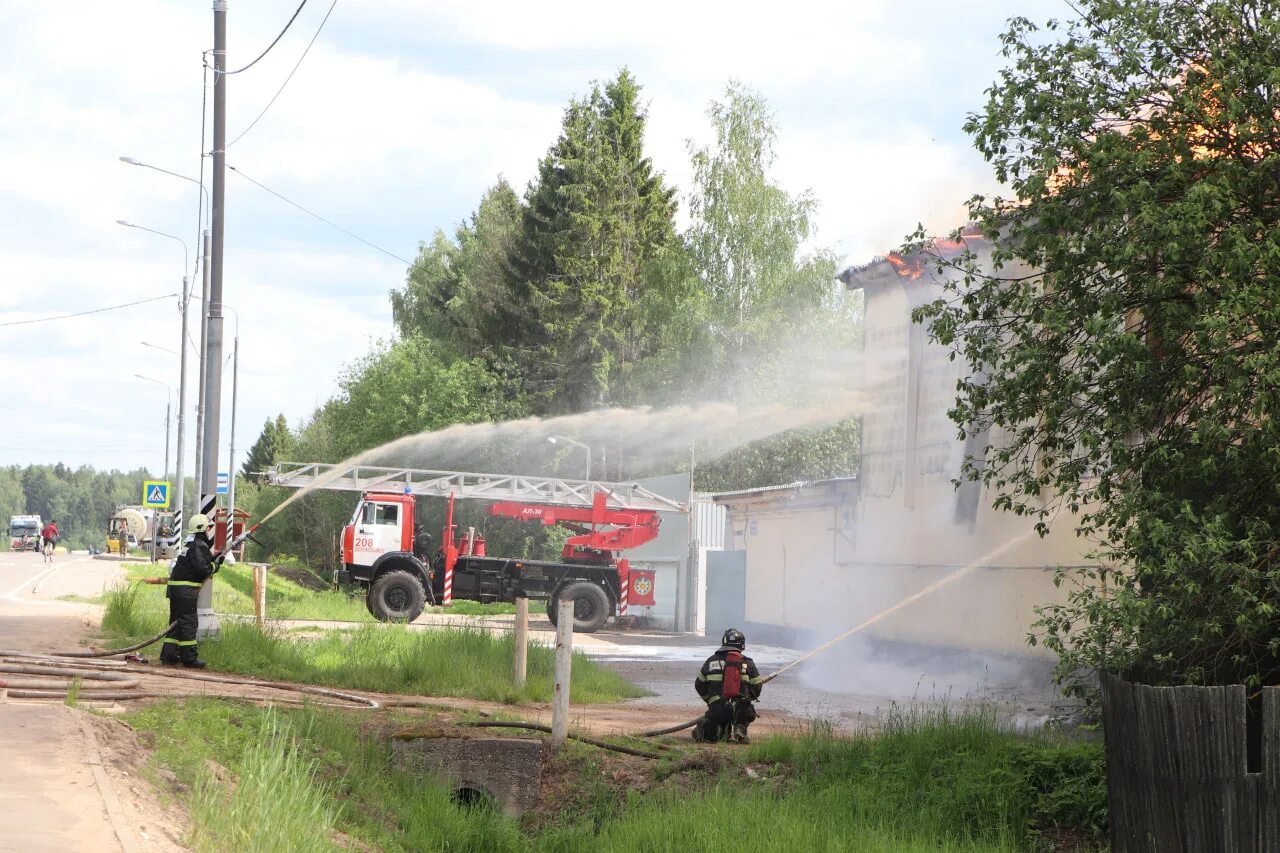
[106,506,174,557]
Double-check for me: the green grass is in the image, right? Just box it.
[119,561,373,622]
[189,712,338,853]
[124,699,1104,853]
[736,707,1108,849]
[430,599,518,616]
[103,582,642,704]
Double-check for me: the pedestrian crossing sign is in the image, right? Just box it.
[143,480,171,508]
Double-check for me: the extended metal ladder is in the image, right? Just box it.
[266,461,687,513]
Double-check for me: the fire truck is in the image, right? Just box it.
[267,463,685,633]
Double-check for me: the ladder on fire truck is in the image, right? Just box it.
[265,461,688,513]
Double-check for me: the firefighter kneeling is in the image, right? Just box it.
[159,514,223,668]
[694,628,763,744]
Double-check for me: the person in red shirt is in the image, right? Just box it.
[40,520,59,561]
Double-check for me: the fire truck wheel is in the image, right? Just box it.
[548,582,610,633]
[367,570,426,623]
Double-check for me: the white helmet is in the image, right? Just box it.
[189,514,212,535]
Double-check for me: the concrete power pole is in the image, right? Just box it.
[198,0,228,639]
[194,230,210,504]
[171,274,189,555]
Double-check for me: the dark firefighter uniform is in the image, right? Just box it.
[694,629,764,743]
[160,523,221,667]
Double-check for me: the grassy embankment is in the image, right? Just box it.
[124,700,1106,853]
[101,581,640,705]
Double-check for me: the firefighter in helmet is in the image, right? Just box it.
[159,514,223,668]
[693,628,763,743]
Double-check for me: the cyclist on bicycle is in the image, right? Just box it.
[40,519,59,558]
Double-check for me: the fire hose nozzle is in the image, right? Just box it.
[216,522,262,560]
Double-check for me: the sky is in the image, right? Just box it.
[0,0,1067,475]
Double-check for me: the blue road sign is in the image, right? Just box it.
[143,480,171,508]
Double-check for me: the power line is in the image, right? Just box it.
[228,0,340,148]
[220,0,308,75]
[227,164,413,265]
[0,446,158,452]
[0,294,177,327]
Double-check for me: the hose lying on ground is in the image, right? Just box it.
[0,622,177,659]
[0,621,674,731]
[460,720,664,759]
[636,715,705,738]
[0,663,142,699]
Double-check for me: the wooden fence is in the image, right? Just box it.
[1102,673,1279,851]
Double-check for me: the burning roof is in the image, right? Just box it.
[839,223,988,291]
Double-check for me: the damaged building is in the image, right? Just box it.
[708,230,1095,672]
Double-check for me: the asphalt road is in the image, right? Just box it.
[0,549,136,853]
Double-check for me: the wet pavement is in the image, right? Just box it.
[569,626,1077,733]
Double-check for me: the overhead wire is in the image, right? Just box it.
[0,294,178,327]
[227,0,341,148]
[227,164,413,265]
[219,0,309,75]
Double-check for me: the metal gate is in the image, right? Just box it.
[703,550,746,639]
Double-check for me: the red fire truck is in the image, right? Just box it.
[268,463,684,633]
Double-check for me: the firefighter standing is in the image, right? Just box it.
[159,514,222,668]
[694,628,763,743]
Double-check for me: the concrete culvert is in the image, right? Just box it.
[392,735,542,817]
[452,783,495,810]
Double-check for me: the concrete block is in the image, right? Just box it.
[392,734,542,818]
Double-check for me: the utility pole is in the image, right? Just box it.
[163,396,172,484]
[227,332,239,526]
[172,274,189,554]
[198,0,228,639]
[152,395,171,565]
[194,229,211,502]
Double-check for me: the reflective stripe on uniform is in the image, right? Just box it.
[168,580,203,587]
[706,695,722,703]
[701,673,723,681]
[162,638,198,646]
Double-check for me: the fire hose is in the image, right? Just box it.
[0,619,381,708]
[0,622,177,660]
[636,533,1043,737]
[460,721,664,759]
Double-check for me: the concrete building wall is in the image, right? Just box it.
[716,237,1094,659]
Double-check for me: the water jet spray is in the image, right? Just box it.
[760,530,1038,685]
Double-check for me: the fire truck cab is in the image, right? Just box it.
[337,490,658,633]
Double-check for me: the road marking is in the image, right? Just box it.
[5,563,59,598]
[32,561,68,595]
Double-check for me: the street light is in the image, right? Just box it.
[548,435,592,480]
[219,304,242,530]
[118,220,190,538]
[119,156,209,219]
[141,340,179,356]
[135,373,171,564]
[134,374,172,477]
[119,155,212,503]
